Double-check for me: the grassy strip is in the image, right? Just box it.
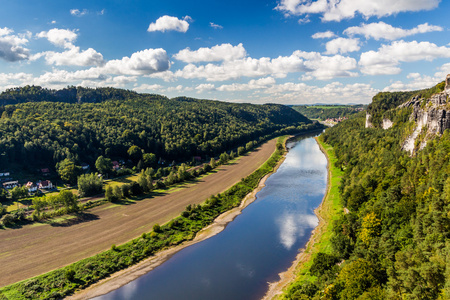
[0,136,287,300]
[280,136,343,298]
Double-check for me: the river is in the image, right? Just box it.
[93,134,328,300]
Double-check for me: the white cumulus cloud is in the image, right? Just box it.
[36,47,105,66]
[174,50,358,81]
[134,83,165,93]
[344,22,443,40]
[324,37,360,54]
[101,48,170,75]
[312,31,336,39]
[195,83,216,93]
[359,40,450,75]
[296,51,358,80]
[36,28,78,49]
[0,27,30,62]
[175,54,307,81]
[217,77,276,92]
[275,0,440,22]
[147,15,191,33]
[174,43,247,63]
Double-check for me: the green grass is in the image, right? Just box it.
[280,135,343,297]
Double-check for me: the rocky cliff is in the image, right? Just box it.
[400,91,450,153]
[364,75,449,154]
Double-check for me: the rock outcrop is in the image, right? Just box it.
[382,118,393,129]
[400,90,450,153]
[365,113,373,128]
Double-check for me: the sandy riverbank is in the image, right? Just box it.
[68,144,287,300]
[262,136,331,300]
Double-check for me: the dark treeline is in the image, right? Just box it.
[292,104,366,120]
[0,85,142,105]
[0,87,317,176]
[285,83,450,299]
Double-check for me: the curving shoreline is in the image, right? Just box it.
[262,136,332,300]
[68,140,288,300]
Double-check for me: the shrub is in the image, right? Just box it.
[153,223,161,233]
[65,269,75,282]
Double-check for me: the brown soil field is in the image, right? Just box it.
[0,138,276,288]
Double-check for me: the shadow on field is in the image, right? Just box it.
[1,220,32,230]
[49,212,100,227]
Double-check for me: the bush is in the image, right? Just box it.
[0,204,6,216]
[310,252,339,276]
[0,214,14,226]
[65,269,75,282]
[153,223,161,233]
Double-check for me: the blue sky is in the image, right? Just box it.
[0,0,449,104]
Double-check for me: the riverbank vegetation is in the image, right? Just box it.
[0,136,288,300]
[282,83,450,299]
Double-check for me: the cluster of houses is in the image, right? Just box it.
[323,116,348,126]
[1,170,54,193]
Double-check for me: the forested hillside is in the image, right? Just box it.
[292,105,366,120]
[0,88,320,179]
[0,85,141,105]
[285,83,450,299]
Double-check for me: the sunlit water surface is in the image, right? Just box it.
[94,134,327,300]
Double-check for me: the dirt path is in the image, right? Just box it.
[0,139,276,288]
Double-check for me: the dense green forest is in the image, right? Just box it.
[285,83,450,299]
[0,85,142,105]
[0,87,320,180]
[292,105,366,120]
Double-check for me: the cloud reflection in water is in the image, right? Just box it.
[276,213,318,250]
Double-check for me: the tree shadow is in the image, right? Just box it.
[2,219,33,229]
[48,212,100,227]
[113,198,136,205]
[128,190,169,201]
[113,177,133,184]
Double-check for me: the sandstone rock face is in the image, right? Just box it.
[382,118,393,129]
[401,92,450,154]
[365,113,373,128]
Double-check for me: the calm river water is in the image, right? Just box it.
[94,134,327,300]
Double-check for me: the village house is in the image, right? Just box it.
[3,180,18,189]
[38,180,53,190]
[112,161,120,170]
[26,181,38,192]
